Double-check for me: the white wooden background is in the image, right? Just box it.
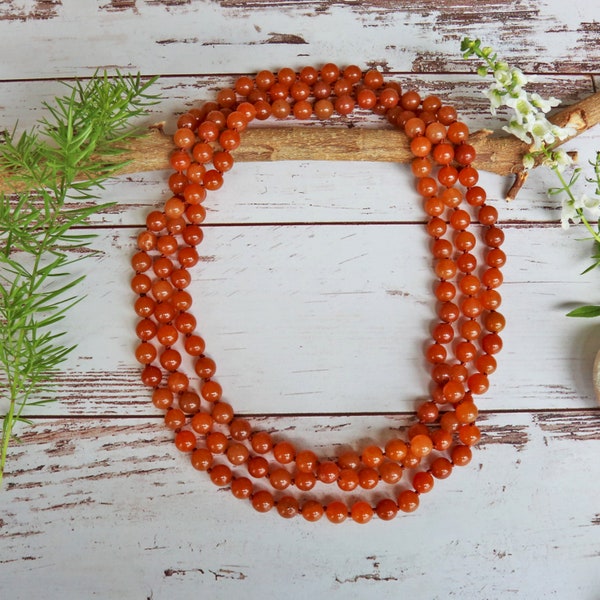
[1,1,599,599]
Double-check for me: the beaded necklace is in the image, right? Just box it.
[131,64,505,524]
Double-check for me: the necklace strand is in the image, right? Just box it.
[131,64,505,523]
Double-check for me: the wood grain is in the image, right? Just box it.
[1,2,600,599]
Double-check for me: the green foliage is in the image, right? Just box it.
[0,71,160,485]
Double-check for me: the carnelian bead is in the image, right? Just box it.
[401,90,421,111]
[486,248,506,268]
[164,407,186,430]
[450,209,471,230]
[447,121,469,144]
[432,363,451,384]
[458,423,481,446]
[357,87,377,109]
[132,274,152,295]
[478,204,498,225]
[152,387,173,410]
[185,204,207,224]
[468,372,490,395]
[410,434,433,458]
[312,98,333,120]
[404,117,426,138]
[480,289,502,310]
[226,110,248,132]
[134,296,155,318]
[198,121,220,142]
[184,334,205,356]
[457,252,477,273]
[183,182,207,205]
[168,172,188,194]
[160,348,182,371]
[413,471,434,493]
[461,297,483,319]
[431,457,453,479]
[247,456,269,478]
[376,498,399,521]
[482,332,503,354]
[251,431,273,454]
[438,105,457,125]
[351,501,374,524]
[195,356,217,379]
[270,468,292,490]
[410,136,432,157]
[290,80,311,101]
[425,121,446,143]
[441,187,462,208]
[338,450,361,469]
[334,94,355,115]
[408,423,430,439]
[231,477,253,499]
[325,501,348,524]
[476,353,497,375]
[321,62,340,83]
[205,109,226,129]
[358,467,379,489]
[337,468,360,491]
[201,380,222,402]
[361,445,384,468]
[403,450,422,469]
[141,365,162,387]
[170,245,195,270]
[440,411,459,433]
[459,274,481,295]
[296,449,318,473]
[432,142,454,165]
[455,143,476,165]
[438,165,458,187]
[210,464,232,487]
[456,340,477,363]
[426,343,447,364]
[460,319,482,340]
[485,311,506,332]
[333,77,352,96]
[270,99,290,119]
[317,461,340,484]
[458,165,479,187]
[277,496,299,519]
[168,371,189,394]
[132,251,152,273]
[273,441,296,464]
[235,75,254,96]
[135,341,156,364]
[427,216,447,238]
[379,461,403,484]
[485,226,505,248]
[450,363,469,382]
[295,471,317,491]
[186,163,206,184]
[482,267,503,289]
[466,186,487,207]
[152,280,174,302]
[432,322,454,344]
[451,444,473,466]
[203,169,224,191]
[191,411,213,434]
[301,500,324,522]
[191,447,213,471]
[192,142,213,163]
[175,429,196,452]
[430,429,453,451]
[455,400,478,424]
[174,312,196,333]
[438,301,460,323]
[435,258,457,280]
[417,401,439,423]
[216,87,236,108]
[412,157,433,178]
[211,401,234,424]
[398,490,419,513]
[219,128,241,151]
[432,239,453,259]
[253,99,272,120]
[293,100,313,120]
[230,418,252,441]
[169,150,191,172]
[443,380,465,403]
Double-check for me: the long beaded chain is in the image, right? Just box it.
[131,64,505,523]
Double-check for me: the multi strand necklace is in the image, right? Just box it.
[131,64,505,523]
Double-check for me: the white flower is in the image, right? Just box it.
[502,120,531,143]
[530,92,561,113]
[522,153,535,169]
[576,193,600,216]
[561,197,580,229]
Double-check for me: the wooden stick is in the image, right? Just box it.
[1,91,599,197]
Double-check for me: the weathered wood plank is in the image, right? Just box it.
[1,412,599,598]
[0,0,598,78]
[3,223,597,419]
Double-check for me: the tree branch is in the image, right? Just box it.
[2,90,599,198]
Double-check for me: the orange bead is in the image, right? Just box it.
[398,489,420,513]
[361,445,384,468]
[294,471,317,491]
[210,464,232,487]
[358,467,379,489]
[337,468,360,491]
[277,496,299,519]
[430,457,453,479]
[379,461,403,484]
[317,461,340,484]
[191,447,213,471]
[458,423,481,446]
[410,434,433,458]
[325,501,348,524]
[351,501,374,524]
[211,401,234,424]
[191,411,213,435]
[206,431,228,454]
[250,431,273,454]
[455,400,478,424]
[247,456,269,478]
[296,449,318,473]
[273,441,296,464]
[226,443,249,466]
[251,490,274,513]
[269,467,292,490]
[301,500,324,522]
[231,477,253,499]
[385,438,408,463]
[376,498,399,521]
[451,444,473,466]
[174,429,196,452]
[201,380,222,402]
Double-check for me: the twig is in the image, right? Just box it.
[1,91,599,198]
